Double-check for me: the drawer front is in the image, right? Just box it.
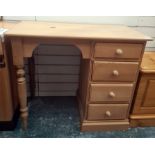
[90,84,134,102]
[92,61,139,82]
[88,104,128,120]
[94,43,143,59]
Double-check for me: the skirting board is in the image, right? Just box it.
[81,119,130,131]
[130,114,155,127]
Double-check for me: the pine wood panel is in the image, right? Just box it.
[89,83,134,103]
[132,75,155,114]
[87,104,128,120]
[92,61,139,82]
[142,80,155,107]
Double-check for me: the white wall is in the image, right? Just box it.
[3,16,155,96]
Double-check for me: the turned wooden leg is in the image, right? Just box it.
[16,66,28,130]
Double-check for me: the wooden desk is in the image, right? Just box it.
[5,21,151,131]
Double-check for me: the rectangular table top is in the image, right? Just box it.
[4,21,152,41]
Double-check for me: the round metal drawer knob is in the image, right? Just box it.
[116,49,123,55]
[113,70,119,76]
[109,91,116,98]
[105,111,111,117]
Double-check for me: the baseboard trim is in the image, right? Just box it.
[130,118,155,127]
[0,107,19,131]
[81,119,130,131]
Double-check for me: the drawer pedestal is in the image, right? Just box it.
[80,42,145,131]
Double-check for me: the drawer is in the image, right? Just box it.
[88,104,128,120]
[92,61,139,82]
[94,43,143,59]
[90,83,134,103]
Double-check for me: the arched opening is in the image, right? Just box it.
[25,43,89,131]
[26,44,82,97]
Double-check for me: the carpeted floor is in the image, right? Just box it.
[0,96,155,138]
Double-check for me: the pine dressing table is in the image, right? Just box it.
[5,21,151,131]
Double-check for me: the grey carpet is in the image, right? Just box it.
[0,96,155,138]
